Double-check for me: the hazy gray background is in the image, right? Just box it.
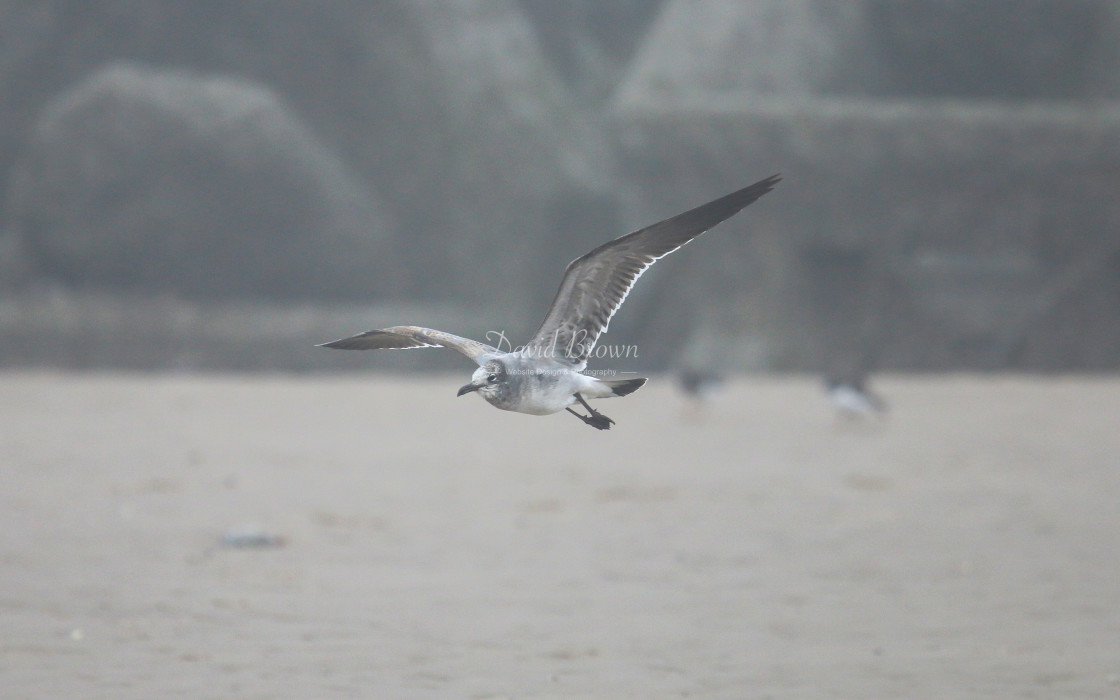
[4,8,1119,696]
[2,0,1119,373]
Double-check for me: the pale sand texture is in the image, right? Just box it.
[2,373,1118,698]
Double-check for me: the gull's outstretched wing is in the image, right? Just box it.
[527,174,781,366]
[318,326,498,366]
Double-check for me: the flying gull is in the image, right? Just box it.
[320,174,781,430]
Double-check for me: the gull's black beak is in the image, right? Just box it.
[457,382,481,397]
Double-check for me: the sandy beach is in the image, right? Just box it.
[2,372,1118,698]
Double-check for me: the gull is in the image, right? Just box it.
[825,374,888,421]
[677,367,726,402]
[320,174,780,430]
[677,366,726,413]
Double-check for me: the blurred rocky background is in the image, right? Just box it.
[1,0,1118,372]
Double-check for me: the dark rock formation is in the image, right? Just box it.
[614,0,1120,102]
[0,0,617,309]
[611,0,1120,371]
[864,0,1120,99]
[7,63,403,301]
[517,0,665,101]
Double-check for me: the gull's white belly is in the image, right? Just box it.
[480,367,594,415]
[513,385,580,415]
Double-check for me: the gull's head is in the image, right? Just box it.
[457,360,507,399]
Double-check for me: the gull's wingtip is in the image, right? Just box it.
[316,332,387,350]
[726,173,782,206]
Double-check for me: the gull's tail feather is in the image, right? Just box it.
[603,377,647,397]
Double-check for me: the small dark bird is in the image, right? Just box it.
[678,367,725,400]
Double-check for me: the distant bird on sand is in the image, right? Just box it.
[320,174,781,430]
[825,374,888,421]
[677,367,726,403]
[676,366,727,421]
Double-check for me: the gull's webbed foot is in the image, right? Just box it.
[566,407,615,430]
[566,393,616,430]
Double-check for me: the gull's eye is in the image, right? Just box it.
[487,373,497,383]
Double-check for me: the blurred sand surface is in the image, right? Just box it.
[2,372,1118,698]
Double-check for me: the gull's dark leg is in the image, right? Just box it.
[565,393,615,430]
